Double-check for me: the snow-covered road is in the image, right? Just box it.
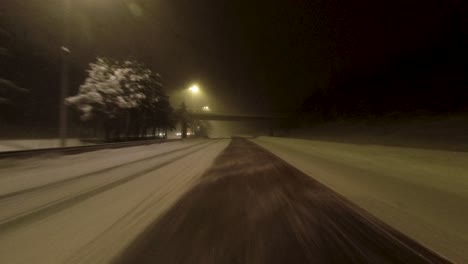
[0,139,229,264]
[252,136,468,263]
[117,139,447,264]
[1,136,463,263]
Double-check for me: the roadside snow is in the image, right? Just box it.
[252,136,468,263]
[0,139,94,152]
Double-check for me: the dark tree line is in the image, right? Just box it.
[0,23,28,125]
[293,34,468,126]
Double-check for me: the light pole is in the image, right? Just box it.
[59,0,71,147]
[188,84,199,110]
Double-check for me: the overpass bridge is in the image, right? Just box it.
[189,111,286,122]
[187,111,287,137]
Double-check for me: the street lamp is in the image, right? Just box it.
[188,84,199,110]
[59,0,71,147]
[189,84,199,93]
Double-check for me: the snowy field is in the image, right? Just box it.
[252,136,468,263]
[0,139,229,263]
[285,114,468,152]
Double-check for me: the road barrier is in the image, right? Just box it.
[0,139,181,159]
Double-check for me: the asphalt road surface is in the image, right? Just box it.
[115,139,449,264]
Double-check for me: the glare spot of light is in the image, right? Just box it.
[189,85,199,93]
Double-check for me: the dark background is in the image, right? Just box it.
[2,0,467,126]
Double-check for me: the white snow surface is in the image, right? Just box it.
[0,139,230,264]
[252,136,468,263]
[0,139,204,196]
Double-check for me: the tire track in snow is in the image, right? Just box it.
[0,140,218,232]
[0,140,210,201]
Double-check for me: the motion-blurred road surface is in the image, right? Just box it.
[116,139,448,264]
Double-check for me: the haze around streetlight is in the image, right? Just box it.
[189,84,199,93]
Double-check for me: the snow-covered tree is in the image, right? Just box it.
[67,58,146,120]
[67,57,173,140]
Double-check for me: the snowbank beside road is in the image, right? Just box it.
[285,114,468,152]
[0,139,93,152]
[252,136,468,263]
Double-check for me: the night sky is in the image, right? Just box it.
[2,0,467,121]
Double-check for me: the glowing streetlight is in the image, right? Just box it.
[189,85,199,93]
[188,84,200,110]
